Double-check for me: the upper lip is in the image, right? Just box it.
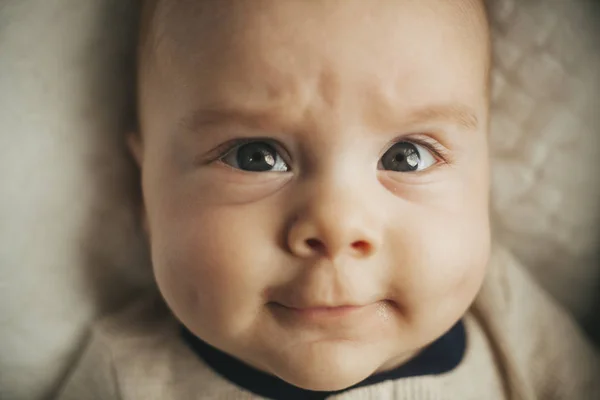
[274,302,367,310]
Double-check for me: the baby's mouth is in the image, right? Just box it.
[276,303,364,317]
[267,301,391,327]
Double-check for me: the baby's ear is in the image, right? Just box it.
[127,132,144,167]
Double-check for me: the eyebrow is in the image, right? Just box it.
[178,102,480,135]
[399,104,480,131]
[178,106,287,134]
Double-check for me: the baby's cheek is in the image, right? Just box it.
[388,204,490,329]
[151,204,278,338]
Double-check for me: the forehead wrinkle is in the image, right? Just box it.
[176,71,317,136]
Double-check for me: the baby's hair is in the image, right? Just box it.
[137,0,159,76]
[136,0,165,134]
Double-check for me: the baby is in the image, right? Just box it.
[57,0,599,399]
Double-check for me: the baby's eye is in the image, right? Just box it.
[379,141,437,172]
[220,141,289,172]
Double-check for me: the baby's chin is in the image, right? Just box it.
[259,341,396,392]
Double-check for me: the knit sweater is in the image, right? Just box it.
[55,244,600,400]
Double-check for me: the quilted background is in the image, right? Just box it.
[487,0,600,324]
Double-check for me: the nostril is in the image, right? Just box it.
[351,240,371,254]
[305,238,325,253]
[301,238,372,258]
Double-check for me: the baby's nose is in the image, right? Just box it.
[285,188,382,261]
[288,223,376,260]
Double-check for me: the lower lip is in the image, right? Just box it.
[270,303,374,324]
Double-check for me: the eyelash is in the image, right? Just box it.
[203,135,451,167]
[386,135,451,165]
[202,138,286,165]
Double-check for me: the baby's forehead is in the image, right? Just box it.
[140,0,488,58]
[138,0,490,132]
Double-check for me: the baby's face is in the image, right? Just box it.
[134,0,491,391]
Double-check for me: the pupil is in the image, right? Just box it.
[250,152,262,163]
[381,142,421,172]
[237,143,277,171]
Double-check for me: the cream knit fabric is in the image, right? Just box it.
[56,244,600,400]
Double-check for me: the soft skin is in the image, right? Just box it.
[131,0,491,392]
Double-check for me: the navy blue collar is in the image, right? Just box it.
[181,320,466,400]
